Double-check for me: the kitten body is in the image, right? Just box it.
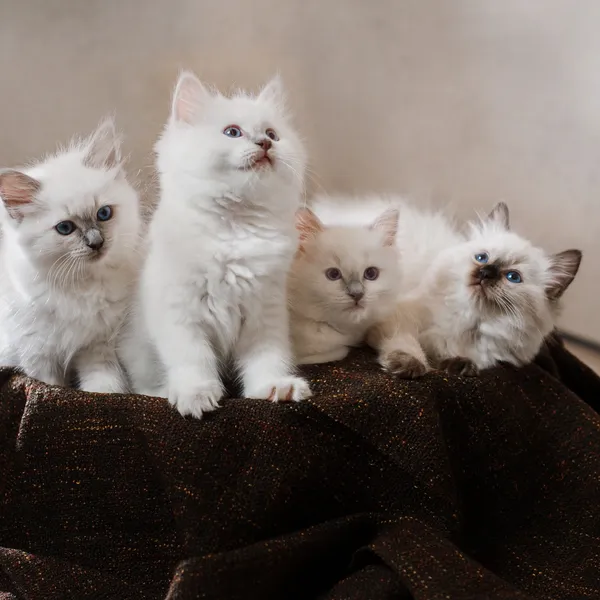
[311,195,581,375]
[410,204,581,374]
[288,207,404,365]
[0,119,141,391]
[120,72,311,418]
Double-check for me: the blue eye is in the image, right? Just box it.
[223,125,243,138]
[506,271,522,283]
[55,220,76,235]
[96,206,112,221]
[475,252,489,264]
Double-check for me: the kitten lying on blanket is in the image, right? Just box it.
[378,201,582,376]
[0,119,142,392]
[288,207,404,365]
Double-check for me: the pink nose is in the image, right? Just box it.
[256,138,272,151]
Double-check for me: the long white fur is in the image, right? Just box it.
[0,118,142,392]
[310,194,581,373]
[119,71,311,418]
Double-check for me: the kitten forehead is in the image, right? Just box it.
[26,150,117,210]
[202,93,284,127]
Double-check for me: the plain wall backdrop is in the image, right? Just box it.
[1,0,598,341]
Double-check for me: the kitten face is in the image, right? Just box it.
[156,72,306,200]
[291,209,401,326]
[441,203,581,327]
[0,119,140,278]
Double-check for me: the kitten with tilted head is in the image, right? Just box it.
[408,202,582,375]
[288,207,405,365]
[0,119,142,391]
[376,203,581,376]
[119,71,311,419]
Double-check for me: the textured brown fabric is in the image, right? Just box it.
[0,339,599,600]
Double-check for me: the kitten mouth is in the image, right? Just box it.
[243,152,273,170]
[345,302,365,311]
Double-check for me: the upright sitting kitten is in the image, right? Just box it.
[413,203,582,375]
[0,119,141,391]
[289,207,403,364]
[120,71,311,418]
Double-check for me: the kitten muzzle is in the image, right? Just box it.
[346,281,365,304]
[84,228,104,251]
[476,264,499,281]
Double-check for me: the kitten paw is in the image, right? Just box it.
[381,350,428,379]
[79,371,127,394]
[440,357,479,377]
[168,379,223,419]
[245,376,312,402]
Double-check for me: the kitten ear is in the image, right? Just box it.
[83,118,121,170]
[546,249,582,300]
[296,208,323,249]
[370,209,399,246]
[487,202,510,230]
[258,74,286,108]
[0,169,41,223]
[171,71,209,124]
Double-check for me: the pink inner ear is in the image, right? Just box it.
[172,73,206,124]
[295,209,323,247]
[370,209,399,246]
[0,171,39,208]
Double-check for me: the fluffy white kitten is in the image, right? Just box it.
[288,207,402,364]
[120,71,311,418]
[0,119,142,391]
[409,202,582,375]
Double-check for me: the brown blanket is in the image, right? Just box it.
[0,338,599,599]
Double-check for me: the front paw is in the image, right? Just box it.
[439,357,479,377]
[80,371,127,394]
[168,379,223,419]
[245,376,312,402]
[380,350,428,379]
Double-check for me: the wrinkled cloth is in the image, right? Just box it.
[0,338,599,600]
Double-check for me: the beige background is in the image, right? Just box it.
[1,0,598,341]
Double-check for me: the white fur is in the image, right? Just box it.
[412,208,580,370]
[311,195,580,374]
[120,71,311,418]
[0,118,142,392]
[288,207,402,364]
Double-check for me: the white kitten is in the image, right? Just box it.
[0,118,142,392]
[288,207,402,364]
[120,71,311,418]
[411,203,582,375]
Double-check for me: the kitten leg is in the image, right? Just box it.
[439,357,479,377]
[291,317,351,365]
[238,292,311,402]
[153,321,223,419]
[75,342,128,393]
[296,346,350,365]
[21,354,66,387]
[367,304,429,379]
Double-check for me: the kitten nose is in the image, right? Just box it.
[347,282,364,302]
[256,138,272,151]
[84,229,104,250]
[477,264,499,280]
